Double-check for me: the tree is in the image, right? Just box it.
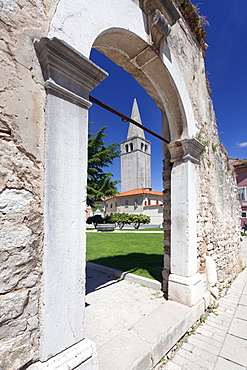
[108,213,151,229]
[128,214,150,229]
[87,124,120,208]
[86,215,104,229]
[108,213,131,229]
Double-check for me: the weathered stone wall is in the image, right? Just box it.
[0,0,243,367]
[168,4,243,297]
[0,1,57,368]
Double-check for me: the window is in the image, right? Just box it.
[134,198,138,208]
[242,212,247,218]
[130,143,133,151]
[125,200,129,208]
[110,203,113,208]
[125,144,128,153]
[115,202,117,207]
[238,187,246,201]
[141,143,144,151]
[145,145,148,152]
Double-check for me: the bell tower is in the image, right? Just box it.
[120,99,151,192]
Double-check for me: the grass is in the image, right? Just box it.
[117,228,162,231]
[86,232,164,281]
[86,227,162,231]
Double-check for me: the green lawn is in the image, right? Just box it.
[116,228,162,231]
[86,232,164,281]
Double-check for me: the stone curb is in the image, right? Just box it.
[97,299,205,370]
[87,261,162,291]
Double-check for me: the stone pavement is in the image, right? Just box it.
[157,236,247,370]
[85,264,205,369]
[85,236,247,370]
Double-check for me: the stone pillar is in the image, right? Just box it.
[162,111,171,293]
[33,38,107,369]
[168,138,205,306]
[162,150,172,293]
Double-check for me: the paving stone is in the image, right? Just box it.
[212,333,226,342]
[243,284,247,295]
[235,305,247,320]
[173,354,212,370]
[228,318,247,340]
[181,342,194,352]
[192,334,222,348]
[239,294,247,305]
[97,331,152,370]
[195,327,213,337]
[190,346,217,363]
[212,327,228,336]
[187,337,221,355]
[216,314,232,323]
[220,334,247,367]
[214,357,245,369]
[164,361,182,370]
[179,348,215,368]
[206,321,228,331]
[220,297,239,304]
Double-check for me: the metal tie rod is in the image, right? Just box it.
[89,95,170,144]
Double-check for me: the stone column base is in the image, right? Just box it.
[168,273,204,307]
[28,337,98,370]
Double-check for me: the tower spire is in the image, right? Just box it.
[120,99,151,192]
[127,98,145,139]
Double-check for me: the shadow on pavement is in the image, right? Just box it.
[86,252,163,294]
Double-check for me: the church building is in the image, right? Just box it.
[104,99,163,225]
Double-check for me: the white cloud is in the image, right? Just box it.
[237,142,247,148]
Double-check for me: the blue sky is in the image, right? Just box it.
[89,1,247,192]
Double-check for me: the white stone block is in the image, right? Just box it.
[0,222,31,251]
[0,289,29,324]
[0,188,33,214]
[28,338,98,370]
[169,273,204,306]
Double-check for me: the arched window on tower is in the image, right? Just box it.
[145,144,148,152]
[141,143,144,151]
[130,143,133,151]
[125,144,129,153]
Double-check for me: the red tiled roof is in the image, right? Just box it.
[106,188,163,200]
[230,158,247,167]
[144,204,163,207]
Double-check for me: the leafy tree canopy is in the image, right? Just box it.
[87,123,120,208]
[86,215,104,228]
[128,214,151,229]
[108,213,131,229]
[108,213,150,229]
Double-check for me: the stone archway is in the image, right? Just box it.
[34,0,205,367]
[90,29,204,301]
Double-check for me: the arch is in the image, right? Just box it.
[36,2,206,366]
[92,28,187,140]
[49,0,196,140]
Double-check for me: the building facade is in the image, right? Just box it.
[231,159,247,227]
[105,188,163,226]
